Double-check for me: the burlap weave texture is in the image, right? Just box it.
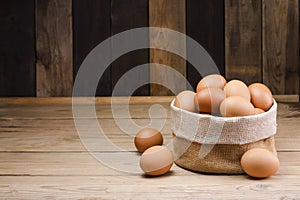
[170,99,278,174]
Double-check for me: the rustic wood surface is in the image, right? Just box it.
[35,0,73,97]
[225,0,262,84]
[0,97,299,199]
[73,0,112,96]
[111,0,149,96]
[0,0,35,97]
[186,0,225,90]
[149,0,186,95]
[262,0,299,95]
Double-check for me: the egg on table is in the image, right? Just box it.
[134,128,163,153]
[140,145,174,176]
[241,148,280,178]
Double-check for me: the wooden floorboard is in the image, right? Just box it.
[0,176,299,199]
[0,97,299,199]
[0,152,299,176]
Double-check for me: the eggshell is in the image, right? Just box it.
[194,87,226,115]
[220,96,255,117]
[196,74,227,92]
[134,128,163,153]
[174,90,197,113]
[224,80,251,101]
[140,145,173,176]
[254,108,265,115]
[241,148,280,178]
[249,83,273,111]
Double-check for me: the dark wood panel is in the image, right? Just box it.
[225,0,262,84]
[149,0,186,96]
[0,0,35,97]
[285,0,299,95]
[186,0,225,90]
[73,0,111,96]
[263,0,299,95]
[36,0,73,97]
[111,0,149,96]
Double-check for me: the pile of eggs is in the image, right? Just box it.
[134,128,173,176]
[174,74,280,178]
[175,74,274,117]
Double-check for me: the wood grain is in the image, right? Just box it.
[225,0,262,84]
[0,97,300,199]
[0,103,172,119]
[149,0,186,95]
[0,95,297,105]
[111,0,149,96]
[0,96,174,105]
[0,0,35,97]
[0,117,299,152]
[0,175,300,199]
[0,152,298,176]
[35,0,73,97]
[186,0,225,90]
[263,0,299,95]
[73,0,111,96]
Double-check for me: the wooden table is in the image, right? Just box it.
[0,97,299,199]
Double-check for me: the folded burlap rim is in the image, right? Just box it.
[170,99,277,145]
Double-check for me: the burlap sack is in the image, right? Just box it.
[170,99,277,174]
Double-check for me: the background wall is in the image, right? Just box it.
[0,0,299,97]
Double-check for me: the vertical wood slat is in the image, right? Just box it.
[186,0,225,91]
[263,0,299,95]
[73,0,111,96]
[36,0,73,97]
[149,0,186,96]
[0,0,35,97]
[225,0,262,85]
[111,0,149,96]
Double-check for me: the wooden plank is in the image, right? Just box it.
[0,103,172,119]
[0,152,298,176]
[0,175,300,199]
[73,0,111,96]
[0,119,172,152]
[225,0,262,84]
[35,0,73,97]
[263,0,299,95]
[0,96,174,105]
[0,97,299,199]
[273,95,299,103]
[186,0,225,90]
[0,95,298,105]
[0,114,300,152]
[0,0,35,97]
[111,0,149,96]
[149,0,186,95]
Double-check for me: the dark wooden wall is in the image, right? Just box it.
[0,0,299,97]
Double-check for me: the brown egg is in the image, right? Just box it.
[194,87,226,115]
[241,148,280,178]
[254,108,265,115]
[196,74,227,92]
[140,145,173,176]
[224,80,251,101]
[134,128,163,153]
[220,96,255,117]
[249,83,273,111]
[174,90,197,113]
